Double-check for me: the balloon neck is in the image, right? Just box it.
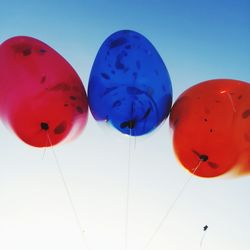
[200,154,208,162]
[40,122,49,131]
[120,120,136,129]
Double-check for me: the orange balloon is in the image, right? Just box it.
[170,79,248,178]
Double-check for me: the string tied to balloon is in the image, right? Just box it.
[45,132,91,250]
[200,225,209,248]
[143,158,205,250]
[124,127,134,250]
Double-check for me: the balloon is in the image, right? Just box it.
[88,30,172,136]
[0,36,88,147]
[170,79,249,178]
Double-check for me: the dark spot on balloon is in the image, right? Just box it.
[112,100,121,108]
[120,121,127,128]
[197,96,201,100]
[76,106,83,114]
[109,38,127,49]
[215,100,221,103]
[70,95,77,100]
[23,48,31,56]
[102,87,118,96]
[124,67,129,73]
[54,121,67,134]
[200,154,208,162]
[204,118,208,122]
[123,51,128,56]
[143,108,151,119]
[101,73,110,80]
[127,87,143,95]
[120,120,136,129]
[40,122,49,131]
[238,95,243,100]
[50,83,71,91]
[125,45,131,49]
[136,60,141,70]
[208,161,218,169]
[40,75,46,84]
[115,55,125,70]
[64,103,69,107]
[111,70,115,74]
[39,48,47,54]
[210,129,213,133]
[242,109,250,119]
[192,150,200,158]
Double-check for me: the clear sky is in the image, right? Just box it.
[0,1,249,250]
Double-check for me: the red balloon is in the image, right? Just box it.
[170,79,249,178]
[0,36,88,147]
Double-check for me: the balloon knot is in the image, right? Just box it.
[120,120,136,129]
[200,154,208,162]
[41,122,49,131]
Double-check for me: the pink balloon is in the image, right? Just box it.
[0,36,88,147]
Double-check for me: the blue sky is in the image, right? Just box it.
[0,1,249,250]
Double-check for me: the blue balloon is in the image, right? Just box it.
[88,30,172,136]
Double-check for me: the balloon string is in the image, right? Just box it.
[134,135,137,151]
[46,133,90,250]
[143,160,203,250]
[200,230,207,248]
[125,128,133,250]
[42,147,47,160]
[41,134,49,159]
